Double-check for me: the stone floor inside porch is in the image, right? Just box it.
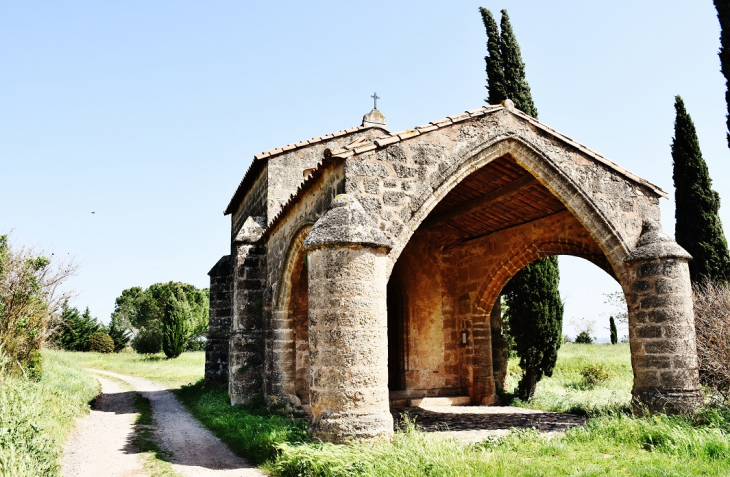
[390,404,586,443]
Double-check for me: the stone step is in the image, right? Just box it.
[391,396,472,408]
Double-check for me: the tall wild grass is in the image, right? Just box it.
[0,351,98,476]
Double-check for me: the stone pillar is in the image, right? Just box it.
[205,255,233,384]
[302,194,394,443]
[228,216,267,405]
[625,219,702,414]
[472,303,497,405]
[490,297,509,395]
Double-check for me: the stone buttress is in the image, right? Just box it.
[625,219,702,414]
[228,216,267,404]
[302,195,394,443]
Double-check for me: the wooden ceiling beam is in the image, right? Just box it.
[423,174,537,228]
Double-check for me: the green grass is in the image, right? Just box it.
[39,345,730,476]
[268,414,730,476]
[0,351,99,476]
[507,342,634,415]
[49,349,205,388]
[174,380,308,465]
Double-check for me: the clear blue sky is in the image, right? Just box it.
[1,1,727,339]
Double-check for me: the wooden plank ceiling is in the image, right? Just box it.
[421,154,567,248]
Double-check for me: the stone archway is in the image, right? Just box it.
[270,225,312,408]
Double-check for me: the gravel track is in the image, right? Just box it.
[62,369,263,477]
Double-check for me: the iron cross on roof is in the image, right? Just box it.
[371,92,380,110]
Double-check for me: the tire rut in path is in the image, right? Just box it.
[64,369,264,477]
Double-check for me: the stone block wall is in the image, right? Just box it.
[205,255,233,384]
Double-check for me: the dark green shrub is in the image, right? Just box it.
[185,335,207,351]
[106,315,131,352]
[575,331,593,344]
[132,329,162,354]
[88,332,114,353]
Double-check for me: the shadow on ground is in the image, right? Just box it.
[391,407,586,433]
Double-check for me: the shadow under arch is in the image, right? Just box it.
[270,224,313,407]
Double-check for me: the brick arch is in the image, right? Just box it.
[475,242,618,320]
[271,224,312,406]
[390,136,631,284]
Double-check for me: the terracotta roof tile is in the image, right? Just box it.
[416,125,438,133]
[430,118,453,127]
[354,143,377,154]
[398,129,421,140]
[344,137,368,150]
[374,136,400,147]
[448,112,471,123]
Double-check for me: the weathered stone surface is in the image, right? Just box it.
[626,219,692,262]
[302,194,393,252]
[205,255,233,384]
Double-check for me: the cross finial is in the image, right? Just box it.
[371,92,380,110]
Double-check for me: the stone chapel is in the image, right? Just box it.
[205,100,702,443]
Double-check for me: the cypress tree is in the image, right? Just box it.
[162,289,190,359]
[672,95,730,283]
[609,316,618,345]
[499,9,538,118]
[481,9,562,400]
[715,0,730,147]
[503,256,563,400]
[479,7,507,105]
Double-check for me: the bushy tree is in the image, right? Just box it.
[574,331,593,345]
[609,316,618,345]
[716,0,730,148]
[162,288,191,359]
[88,332,114,353]
[693,279,730,401]
[503,256,563,400]
[0,235,74,377]
[55,304,102,352]
[672,95,730,284]
[111,282,208,354]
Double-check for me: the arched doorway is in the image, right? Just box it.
[271,226,312,409]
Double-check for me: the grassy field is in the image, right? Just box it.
[36,344,730,476]
[50,349,205,388]
[508,342,633,415]
[0,351,99,476]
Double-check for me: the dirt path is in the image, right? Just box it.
[62,370,264,477]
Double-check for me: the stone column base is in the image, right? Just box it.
[632,389,704,416]
[311,410,394,444]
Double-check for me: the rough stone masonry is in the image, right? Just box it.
[206,100,702,443]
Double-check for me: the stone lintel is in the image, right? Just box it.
[302,194,393,252]
[626,219,692,263]
[234,216,266,244]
